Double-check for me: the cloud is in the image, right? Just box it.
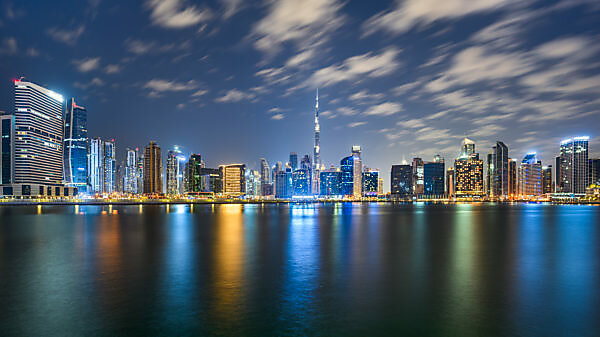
[191,89,208,97]
[124,39,185,55]
[104,64,121,74]
[306,47,401,87]
[268,107,283,113]
[0,37,17,54]
[72,57,101,72]
[348,121,366,128]
[221,0,243,19]
[74,77,105,89]
[251,0,345,55]
[364,102,403,116]
[534,36,594,59]
[144,79,198,92]
[26,48,39,57]
[146,0,212,28]
[271,113,285,120]
[337,107,359,116]
[397,119,425,128]
[46,26,85,45]
[349,90,384,102]
[285,49,315,68]
[215,89,255,103]
[363,0,515,36]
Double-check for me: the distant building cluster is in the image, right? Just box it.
[0,79,598,200]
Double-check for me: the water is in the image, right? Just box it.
[0,203,598,336]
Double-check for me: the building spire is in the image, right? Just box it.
[313,88,321,195]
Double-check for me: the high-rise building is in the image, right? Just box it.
[143,141,162,194]
[341,155,353,196]
[123,148,139,194]
[508,159,517,197]
[220,164,246,196]
[320,167,342,196]
[103,140,116,193]
[63,98,88,193]
[391,164,412,197]
[289,152,298,171]
[292,168,310,196]
[184,154,203,193]
[488,141,509,198]
[199,168,221,193]
[259,158,272,196]
[351,146,362,198]
[0,113,14,187]
[542,165,553,194]
[424,155,444,198]
[559,137,589,194]
[518,153,542,197]
[3,80,70,197]
[274,167,292,199]
[362,168,379,197]
[412,157,424,196]
[588,158,599,187]
[555,156,561,192]
[88,138,104,194]
[446,167,455,197]
[454,138,484,197]
[166,146,186,195]
[313,89,321,196]
[245,169,261,197]
[378,177,384,195]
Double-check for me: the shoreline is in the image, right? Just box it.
[0,200,598,206]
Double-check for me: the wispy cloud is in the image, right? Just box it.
[348,121,366,128]
[271,113,285,120]
[349,90,384,102]
[215,89,255,103]
[0,37,17,54]
[220,0,243,19]
[144,79,198,92]
[363,0,515,36]
[46,26,85,45]
[306,47,401,87]
[364,102,403,116]
[74,77,105,89]
[146,0,212,28]
[104,64,121,74]
[72,57,101,72]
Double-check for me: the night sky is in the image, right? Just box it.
[1,0,599,190]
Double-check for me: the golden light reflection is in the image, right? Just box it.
[96,214,123,310]
[211,204,245,322]
[37,205,42,214]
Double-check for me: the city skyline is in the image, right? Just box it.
[0,0,599,181]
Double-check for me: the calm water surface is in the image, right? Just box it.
[0,203,599,336]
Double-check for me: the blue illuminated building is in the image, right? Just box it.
[424,158,445,198]
[320,168,341,196]
[391,164,412,197]
[292,168,310,196]
[64,98,88,193]
[340,155,353,195]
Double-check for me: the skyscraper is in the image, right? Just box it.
[489,141,509,198]
[412,157,424,196]
[184,154,203,193]
[340,155,353,196]
[559,137,589,194]
[245,170,261,197]
[292,168,310,196]
[362,168,379,197]
[454,138,484,197]
[3,80,69,196]
[0,113,14,187]
[313,89,321,195]
[542,165,553,194]
[555,156,561,192]
[123,148,139,194]
[320,167,342,196]
[289,152,298,171]
[103,140,116,193]
[88,138,104,194]
[391,164,412,198]
[590,159,600,186]
[220,164,246,196]
[446,167,455,197]
[166,146,185,195]
[508,159,517,197]
[518,153,542,197]
[143,141,162,194]
[352,146,362,198]
[64,98,88,193]
[424,155,444,198]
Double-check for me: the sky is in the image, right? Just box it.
[0,0,599,191]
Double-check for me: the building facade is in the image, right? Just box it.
[351,146,362,198]
[391,164,412,197]
[559,137,589,194]
[143,141,162,194]
[63,98,88,193]
[542,165,553,194]
[320,168,342,196]
[454,139,484,197]
[166,146,185,195]
[518,153,542,197]
[362,168,379,197]
[489,141,509,198]
[424,157,444,198]
[412,157,424,196]
[220,164,246,196]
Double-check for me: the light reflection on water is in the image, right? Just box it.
[0,203,598,336]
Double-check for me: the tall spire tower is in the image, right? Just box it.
[313,88,321,195]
